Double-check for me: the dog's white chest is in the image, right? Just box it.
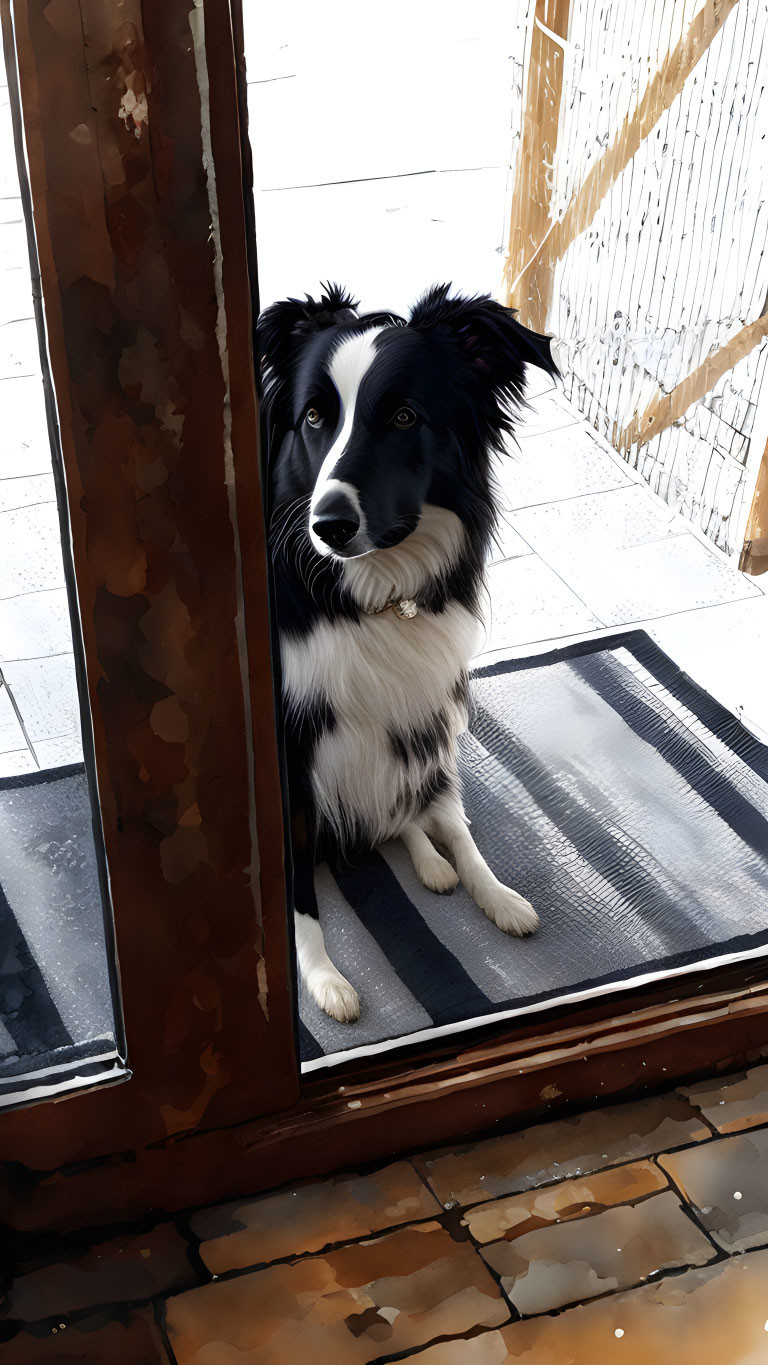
[281,604,480,843]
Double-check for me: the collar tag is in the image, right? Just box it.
[363,596,419,619]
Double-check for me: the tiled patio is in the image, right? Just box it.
[0,68,82,779]
[482,367,768,744]
[3,1057,768,1361]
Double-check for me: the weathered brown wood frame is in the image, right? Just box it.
[1,0,767,1239]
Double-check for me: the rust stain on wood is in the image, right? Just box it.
[617,313,768,453]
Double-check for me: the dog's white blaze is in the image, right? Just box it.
[283,505,479,843]
[310,476,366,556]
[320,477,363,520]
[281,600,480,845]
[308,329,382,553]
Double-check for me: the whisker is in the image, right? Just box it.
[270,495,311,561]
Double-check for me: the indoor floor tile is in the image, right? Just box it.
[166,1222,509,1365]
[0,1309,170,1364]
[402,1251,768,1365]
[414,1095,709,1208]
[462,1160,668,1244]
[480,1190,715,1315]
[192,1160,441,1274]
[660,1128,768,1253]
[682,1062,768,1134]
[5,1223,196,1322]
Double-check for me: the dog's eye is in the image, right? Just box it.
[392,407,417,429]
[305,407,323,428]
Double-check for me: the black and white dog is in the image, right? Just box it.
[258,284,556,1023]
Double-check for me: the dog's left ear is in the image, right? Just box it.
[408,284,558,394]
[257,282,360,385]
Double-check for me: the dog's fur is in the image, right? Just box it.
[258,283,557,1022]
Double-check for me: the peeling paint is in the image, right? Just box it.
[114,20,151,139]
[256,957,270,1020]
[118,85,149,138]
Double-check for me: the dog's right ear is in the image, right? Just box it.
[257,283,359,384]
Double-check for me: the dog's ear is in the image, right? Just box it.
[257,282,359,382]
[407,285,558,457]
[408,284,558,388]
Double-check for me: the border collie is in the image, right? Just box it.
[258,284,557,1023]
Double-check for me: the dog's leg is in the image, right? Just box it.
[292,818,360,1024]
[294,912,360,1023]
[418,792,539,935]
[400,822,459,893]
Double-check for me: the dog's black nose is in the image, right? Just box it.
[312,489,360,550]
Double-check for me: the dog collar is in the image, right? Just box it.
[362,596,419,620]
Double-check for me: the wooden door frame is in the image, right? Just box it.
[1,0,767,1240]
[7,960,768,1237]
[0,0,299,1176]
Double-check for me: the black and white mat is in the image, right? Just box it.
[3,633,767,1085]
[299,631,768,1066]
[0,764,117,1101]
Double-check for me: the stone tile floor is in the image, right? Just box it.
[3,1058,768,1361]
[0,74,82,779]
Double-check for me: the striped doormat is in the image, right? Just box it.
[0,764,116,1101]
[299,631,768,1065]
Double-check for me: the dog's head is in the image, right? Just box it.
[258,283,557,560]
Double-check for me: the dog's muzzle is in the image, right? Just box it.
[312,488,360,551]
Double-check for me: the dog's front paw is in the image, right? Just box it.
[308,967,361,1023]
[416,848,460,894]
[482,884,539,937]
